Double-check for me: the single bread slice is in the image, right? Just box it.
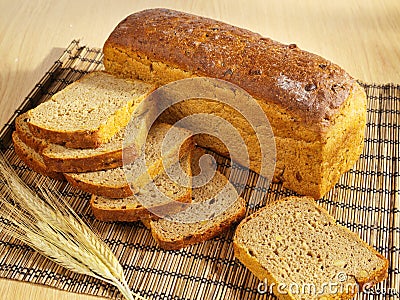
[27,71,155,149]
[233,196,389,300]
[90,151,193,222]
[12,132,64,181]
[64,122,195,198]
[15,113,137,173]
[145,168,246,250]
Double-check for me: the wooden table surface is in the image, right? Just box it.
[1,0,399,299]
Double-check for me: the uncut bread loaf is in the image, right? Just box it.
[103,8,367,199]
[233,196,388,300]
[15,113,137,173]
[27,71,155,149]
[64,122,195,198]
[12,132,64,181]
[90,151,193,222]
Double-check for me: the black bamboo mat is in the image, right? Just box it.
[0,40,398,299]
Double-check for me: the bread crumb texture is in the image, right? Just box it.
[29,72,152,131]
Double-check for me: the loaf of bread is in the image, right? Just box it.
[15,113,136,173]
[27,71,155,149]
[103,8,367,198]
[233,196,388,299]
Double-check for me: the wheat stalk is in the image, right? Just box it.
[0,154,147,300]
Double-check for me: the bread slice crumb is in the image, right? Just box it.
[233,196,388,300]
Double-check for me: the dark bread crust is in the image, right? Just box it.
[104,8,354,128]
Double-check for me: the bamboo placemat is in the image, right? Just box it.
[0,40,399,299]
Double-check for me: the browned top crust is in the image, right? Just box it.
[105,8,355,127]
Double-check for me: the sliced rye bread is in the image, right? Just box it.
[64,123,195,198]
[144,150,246,250]
[15,113,137,173]
[233,196,389,300]
[90,151,193,222]
[27,71,155,149]
[12,132,64,181]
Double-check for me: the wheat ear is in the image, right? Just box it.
[0,154,147,300]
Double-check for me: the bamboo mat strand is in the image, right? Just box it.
[0,41,399,299]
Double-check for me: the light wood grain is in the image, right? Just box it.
[0,280,108,300]
[0,0,399,299]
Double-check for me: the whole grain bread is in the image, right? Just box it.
[64,122,195,198]
[27,71,155,149]
[103,8,367,198]
[90,151,193,222]
[233,196,388,300]
[12,132,64,181]
[145,154,246,250]
[15,113,137,173]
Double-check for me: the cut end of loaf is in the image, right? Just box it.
[233,196,388,300]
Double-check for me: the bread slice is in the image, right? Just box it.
[15,113,137,173]
[64,123,195,198]
[12,132,64,181]
[233,196,388,300]
[90,152,193,222]
[145,167,246,250]
[27,71,155,149]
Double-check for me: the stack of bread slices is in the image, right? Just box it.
[12,71,246,250]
